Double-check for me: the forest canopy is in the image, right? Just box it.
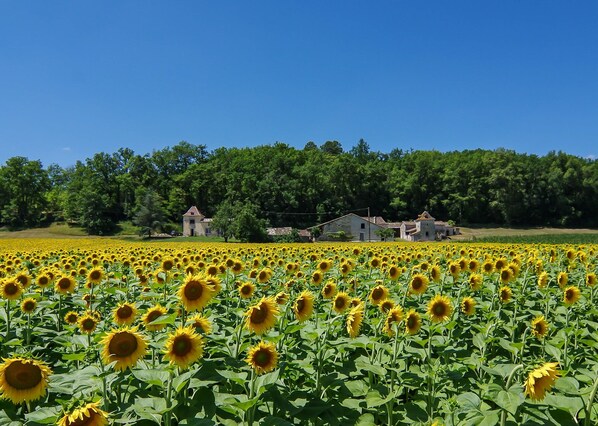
[1,140,596,234]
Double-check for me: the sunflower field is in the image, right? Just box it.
[0,239,597,425]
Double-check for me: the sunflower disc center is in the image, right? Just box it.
[5,361,41,390]
[254,349,270,367]
[173,336,192,356]
[250,305,268,324]
[109,332,139,357]
[184,282,203,300]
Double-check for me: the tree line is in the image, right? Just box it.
[1,140,597,235]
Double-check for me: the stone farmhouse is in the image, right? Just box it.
[182,206,214,237]
[399,211,460,241]
[312,211,459,242]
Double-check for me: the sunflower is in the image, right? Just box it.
[20,298,37,314]
[557,272,568,289]
[409,274,429,296]
[318,260,332,273]
[499,268,513,284]
[481,260,494,274]
[321,281,337,299]
[379,299,395,313]
[427,295,453,323]
[524,362,560,401]
[369,285,388,305]
[274,292,289,305]
[142,305,168,331]
[257,268,272,283]
[55,275,76,295]
[87,267,104,285]
[161,258,175,272]
[238,282,255,299]
[294,291,314,322]
[499,286,512,303]
[333,292,351,313]
[78,313,98,334]
[178,274,215,311]
[531,315,549,338]
[460,297,476,316]
[388,265,401,281]
[0,357,52,404]
[1,279,23,301]
[311,270,324,286]
[383,307,404,336]
[448,262,461,278]
[113,302,137,326]
[346,303,364,338]
[563,286,581,305]
[586,272,597,287]
[494,258,507,271]
[188,313,212,334]
[35,273,52,288]
[64,311,79,325]
[538,272,549,288]
[57,401,109,426]
[101,327,148,371]
[163,326,204,369]
[246,341,278,375]
[245,297,279,335]
[429,265,441,282]
[15,272,31,288]
[405,309,421,335]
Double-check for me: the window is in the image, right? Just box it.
[360,223,366,229]
[189,219,195,225]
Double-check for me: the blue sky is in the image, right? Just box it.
[1,1,597,167]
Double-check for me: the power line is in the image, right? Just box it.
[260,207,370,216]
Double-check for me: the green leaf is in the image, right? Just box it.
[148,312,177,326]
[356,414,375,425]
[554,377,579,394]
[495,389,524,415]
[24,407,61,424]
[456,392,481,412]
[365,390,393,408]
[62,352,87,361]
[464,410,500,426]
[131,369,170,387]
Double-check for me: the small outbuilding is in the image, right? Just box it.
[182,206,214,237]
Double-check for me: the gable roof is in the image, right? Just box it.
[415,211,435,221]
[315,213,384,228]
[183,206,204,218]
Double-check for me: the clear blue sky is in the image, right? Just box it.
[1,1,597,167]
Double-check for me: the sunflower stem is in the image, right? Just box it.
[164,370,173,426]
[500,364,524,426]
[57,295,62,332]
[584,376,598,426]
[563,308,571,370]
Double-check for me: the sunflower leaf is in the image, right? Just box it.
[495,389,524,415]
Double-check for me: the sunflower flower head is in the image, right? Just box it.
[0,357,52,404]
[142,305,168,331]
[460,297,476,316]
[405,309,421,335]
[239,281,256,299]
[113,302,138,326]
[101,327,148,371]
[383,307,404,336]
[294,291,314,322]
[178,274,215,311]
[188,313,212,334]
[333,292,351,313]
[346,303,364,338]
[163,326,204,369]
[245,297,279,335]
[246,341,278,375]
[427,295,453,323]
[409,274,429,296]
[531,315,549,339]
[524,362,560,401]
[58,401,109,426]
[499,286,512,303]
[563,285,581,305]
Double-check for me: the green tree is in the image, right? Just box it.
[133,190,166,238]
[374,228,395,241]
[211,200,238,242]
[233,203,268,243]
[0,157,50,228]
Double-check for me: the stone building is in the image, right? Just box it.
[182,206,213,237]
